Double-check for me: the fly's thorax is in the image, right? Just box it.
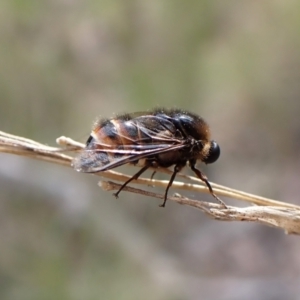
[156,150,186,168]
[169,111,211,141]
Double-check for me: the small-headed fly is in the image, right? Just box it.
[72,108,225,207]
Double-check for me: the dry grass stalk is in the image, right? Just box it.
[1,130,300,235]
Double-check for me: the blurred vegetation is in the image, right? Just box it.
[1,1,300,299]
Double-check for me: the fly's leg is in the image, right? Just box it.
[150,171,156,181]
[189,161,227,208]
[113,165,149,198]
[147,170,157,187]
[159,164,182,208]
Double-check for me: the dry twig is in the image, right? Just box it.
[1,130,300,235]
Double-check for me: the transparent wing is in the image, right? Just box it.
[72,114,186,173]
[72,142,186,173]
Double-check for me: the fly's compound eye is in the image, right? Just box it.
[203,140,220,164]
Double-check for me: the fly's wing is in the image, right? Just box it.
[72,142,186,173]
[72,115,186,173]
[133,114,179,143]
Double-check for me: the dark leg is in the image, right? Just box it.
[114,165,149,198]
[150,170,156,180]
[147,170,157,187]
[189,162,227,208]
[159,164,181,208]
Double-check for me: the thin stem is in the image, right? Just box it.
[1,131,300,235]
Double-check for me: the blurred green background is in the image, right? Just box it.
[1,1,300,299]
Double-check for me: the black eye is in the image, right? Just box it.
[203,140,220,164]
